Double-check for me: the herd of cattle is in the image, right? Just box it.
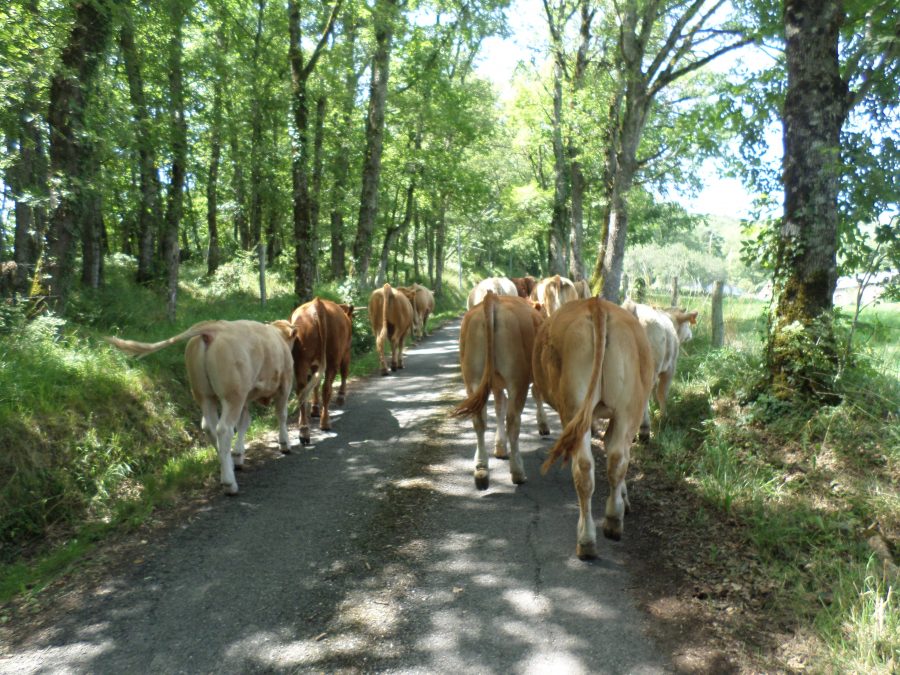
[106,274,696,559]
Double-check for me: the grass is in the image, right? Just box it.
[637,292,900,672]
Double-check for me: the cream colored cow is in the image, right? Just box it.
[106,320,296,495]
[368,283,415,375]
[531,274,578,316]
[399,283,435,340]
[533,298,654,559]
[466,276,518,309]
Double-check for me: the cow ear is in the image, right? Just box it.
[688,311,698,324]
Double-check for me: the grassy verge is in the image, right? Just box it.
[0,256,465,604]
[637,295,899,672]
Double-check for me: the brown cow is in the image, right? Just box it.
[466,276,518,309]
[533,298,653,559]
[106,320,296,495]
[399,283,435,340]
[289,297,354,445]
[369,282,414,375]
[510,275,537,299]
[531,274,578,317]
[454,292,549,489]
[622,299,697,441]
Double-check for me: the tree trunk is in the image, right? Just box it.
[768,0,846,396]
[206,20,225,275]
[46,0,115,312]
[352,0,397,285]
[226,99,249,249]
[288,0,341,301]
[433,196,447,297]
[567,0,593,282]
[376,181,414,285]
[248,0,266,250]
[120,11,162,285]
[163,0,188,321]
[310,94,326,284]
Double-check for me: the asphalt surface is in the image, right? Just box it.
[1,319,672,674]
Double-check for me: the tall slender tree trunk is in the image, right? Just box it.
[352,0,397,286]
[248,0,267,250]
[768,0,846,396]
[545,4,569,276]
[163,0,189,321]
[206,74,223,275]
[376,181,414,285]
[288,0,341,301]
[568,0,593,282]
[433,196,447,297]
[310,94,326,284]
[120,10,162,285]
[46,0,115,312]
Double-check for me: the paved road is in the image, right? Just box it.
[1,320,672,674]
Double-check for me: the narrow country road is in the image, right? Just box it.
[1,319,673,674]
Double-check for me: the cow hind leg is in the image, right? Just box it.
[319,370,337,431]
[217,399,243,495]
[275,385,292,453]
[639,398,652,443]
[506,386,528,485]
[602,417,635,541]
[299,399,312,446]
[531,384,551,436]
[311,385,321,418]
[336,355,349,406]
[233,404,251,469]
[493,389,509,459]
[472,402,490,490]
[571,429,598,559]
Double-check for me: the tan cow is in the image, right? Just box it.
[454,292,549,489]
[398,283,435,340]
[533,298,653,559]
[510,275,537,299]
[106,320,296,495]
[531,274,578,316]
[622,299,697,441]
[573,278,592,299]
[369,282,415,375]
[466,276,518,309]
[289,297,354,445]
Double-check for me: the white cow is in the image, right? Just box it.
[622,298,697,441]
[467,276,518,309]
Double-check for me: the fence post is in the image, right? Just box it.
[711,280,724,348]
[671,275,679,307]
[622,273,629,299]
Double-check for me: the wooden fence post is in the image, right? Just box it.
[622,273,629,299]
[671,275,679,306]
[711,280,724,348]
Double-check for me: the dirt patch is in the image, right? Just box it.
[620,449,816,674]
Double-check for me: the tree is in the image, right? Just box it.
[45,0,118,312]
[589,0,753,302]
[767,0,899,396]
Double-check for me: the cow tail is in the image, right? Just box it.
[105,321,221,358]
[453,291,496,418]
[541,298,607,473]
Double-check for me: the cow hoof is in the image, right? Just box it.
[576,541,598,560]
[538,426,550,436]
[311,406,321,418]
[639,430,650,443]
[234,464,244,472]
[474,469,489,490]
[493,448,509,460]
[320,422,331,431]
[511,472,527,485]
[335,396,345,406]
[300,437,310,446]
[381,369,390,376]
[222,483,239,496]
[602,518,622,541]
[280,446,292,455]
[391,364,398,372]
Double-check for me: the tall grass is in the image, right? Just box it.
[642,291,900,671]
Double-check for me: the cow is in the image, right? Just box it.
[106,320,296,495]
[510,275,537,300]
[531,274,578,317]
[368,282,415,375]
[533,297,654,559]
[466,276,518,309]
[398,283,435,340]
[454,291,550,489]
[573,278,592,299]
[622,298,698,442]
[288,297,354,445]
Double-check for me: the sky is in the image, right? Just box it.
[473,0,764,221]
